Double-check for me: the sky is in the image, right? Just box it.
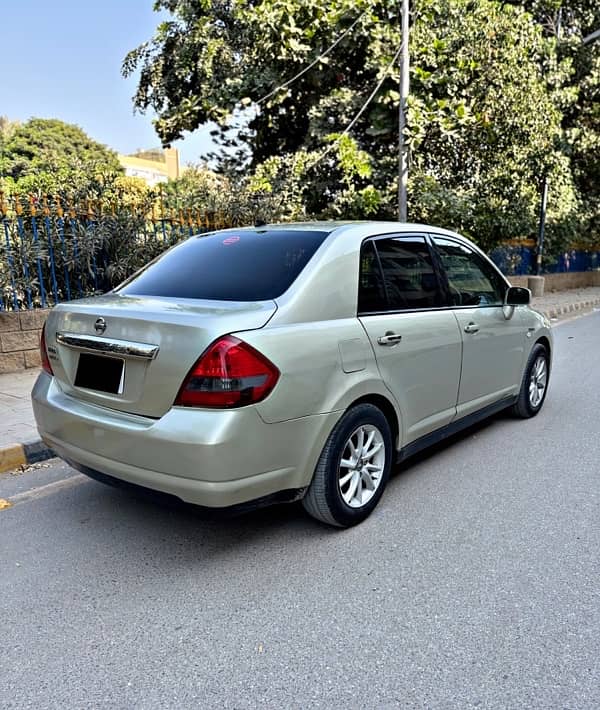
[0,0,214,165]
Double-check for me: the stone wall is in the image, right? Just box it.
[0,309,49,374]
[509,271,600,291]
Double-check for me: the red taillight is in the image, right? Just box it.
[40,323,53,376]
[174,336,279,408]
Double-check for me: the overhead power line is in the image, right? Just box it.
[256,11,367,105]
[582,27,600,44]
[308,40,405,170]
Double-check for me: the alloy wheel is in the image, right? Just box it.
[338,425,385,508]
[529,355,548,409]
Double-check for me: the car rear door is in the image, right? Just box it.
[358,235,462,445]
[430,235,527,418]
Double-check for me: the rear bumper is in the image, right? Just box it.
[32,373,340,507]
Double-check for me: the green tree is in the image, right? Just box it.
[503,0,600,249]
[558,2,600,247]
[403,0,576,250]
[0,116,19,140]
[124,0,594,251]
[0,118,122,185]
[123,1,387,160]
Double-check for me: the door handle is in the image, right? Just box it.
[464,322,479,334]
[377,332,403,346]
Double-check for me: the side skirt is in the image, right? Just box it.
[397,395,518,463]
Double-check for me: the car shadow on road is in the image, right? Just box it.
[391,409,513,479]
[49,409,516,570]
[58,472,331,568]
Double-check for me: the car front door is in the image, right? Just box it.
[358,235,463,445]
[431,235,527,418]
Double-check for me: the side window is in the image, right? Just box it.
[358,240,387,313]
[374,236,442,311]
[433,237,506,307]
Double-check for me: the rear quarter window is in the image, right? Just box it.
[118,229,330,302]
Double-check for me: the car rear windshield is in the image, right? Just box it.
[118,228,330,301]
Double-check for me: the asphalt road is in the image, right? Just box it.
[1,312,599,709]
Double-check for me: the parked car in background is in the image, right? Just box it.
[33,222,552,527]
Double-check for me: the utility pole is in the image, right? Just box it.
[537,176,548,276]
[398,0,409,222]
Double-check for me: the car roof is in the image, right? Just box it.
[214,222,353,235]
[233,220,464,238]
[212,220,479,254]
[212,220,467,239]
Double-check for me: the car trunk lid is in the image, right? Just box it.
[45,293,276,418]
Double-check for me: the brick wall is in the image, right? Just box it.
[0,309,50,374]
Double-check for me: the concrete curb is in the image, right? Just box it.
[536,295,600,320]
[0,440,55,474]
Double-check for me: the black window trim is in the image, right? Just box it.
[357,237,387,316]
[427,233,510,310]
[357,232,448,316]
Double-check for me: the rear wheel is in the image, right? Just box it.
[511,343,549,418]
[302,403,393,527]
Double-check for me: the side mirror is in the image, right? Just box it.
[505,286,531,306]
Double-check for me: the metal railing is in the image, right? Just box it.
[0,192,233,310]
[489,243,600,276]
[2,191,599,309]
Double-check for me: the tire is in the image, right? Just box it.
[302,403,393,527]
[511,343,550,419]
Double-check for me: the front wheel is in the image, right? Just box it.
[511,343,550,418]
[302,403,393,527]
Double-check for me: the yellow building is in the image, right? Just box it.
[118,147,180,187]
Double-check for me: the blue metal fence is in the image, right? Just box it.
[0,194,228,311]
[489,244,600,276]
[2,193,599,310]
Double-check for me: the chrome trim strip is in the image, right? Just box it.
[55,332,159,360]
[357,304,507,317]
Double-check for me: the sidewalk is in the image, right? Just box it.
[0,369,48,472]
[0,370,40,448]
[534,285,600,320]
[1,285,600,472]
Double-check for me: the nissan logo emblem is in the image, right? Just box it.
[94,317,107,335]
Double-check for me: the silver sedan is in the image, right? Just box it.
[33,222,552,527]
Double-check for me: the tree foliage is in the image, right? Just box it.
[125,0,599,253]
[0,118,122,187]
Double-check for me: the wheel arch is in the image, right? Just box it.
[345,393,401,453]
[535,335,551,355]
[535,335,552,371]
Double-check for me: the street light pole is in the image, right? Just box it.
[398,0,409,222]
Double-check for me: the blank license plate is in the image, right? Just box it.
[75,353,125,394]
